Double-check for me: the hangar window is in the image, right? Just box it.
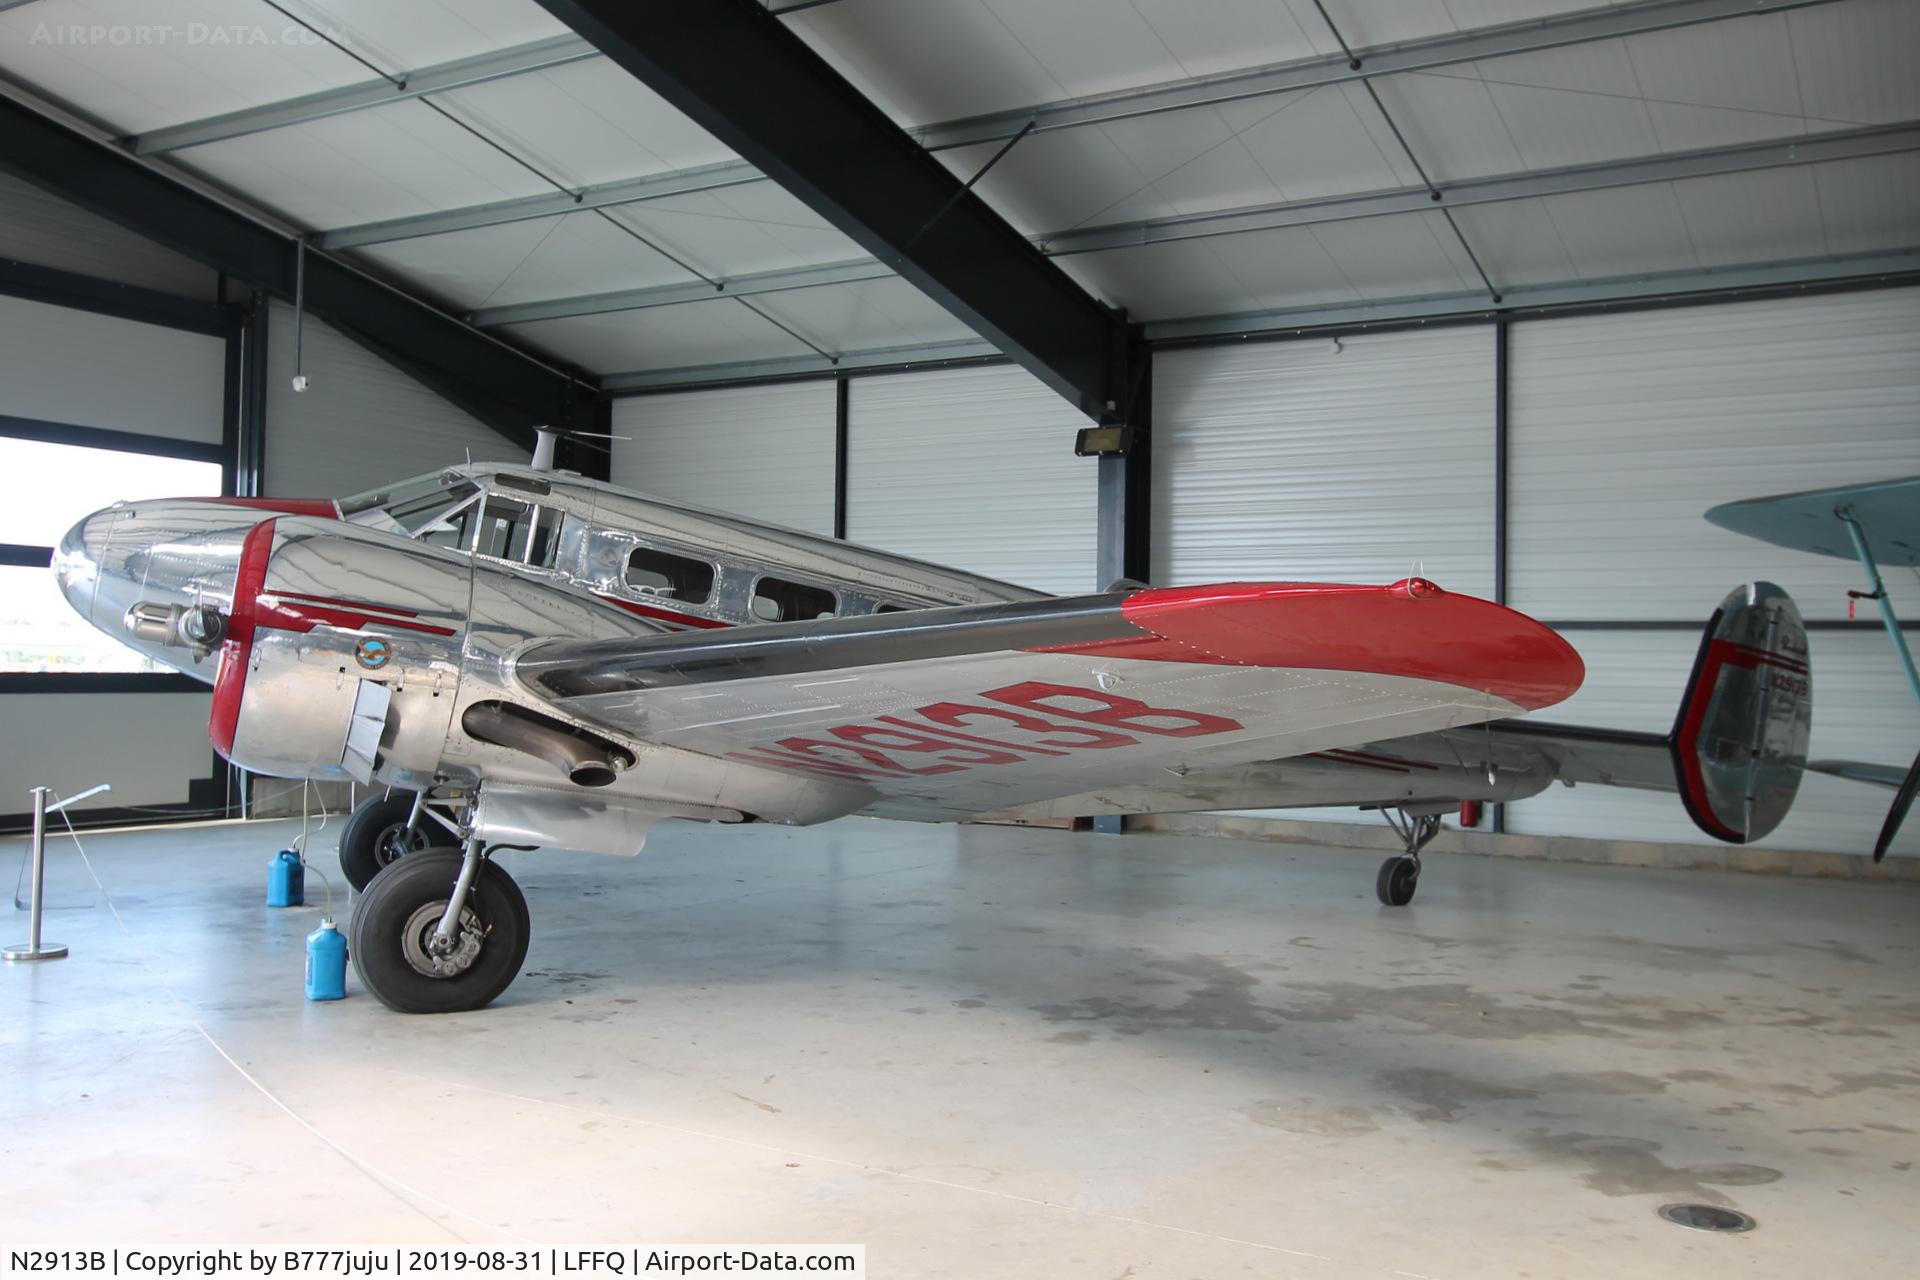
[2,434,224,675]
[624,546,716,603]
[751,576,837,622]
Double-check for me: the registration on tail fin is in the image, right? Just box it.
[1670,581,1810,843]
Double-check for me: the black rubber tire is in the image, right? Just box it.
[339,793,435,892]
[1376,856,1419,907]
[349,849,531,1014]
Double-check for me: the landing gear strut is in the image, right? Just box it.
[1375,810,1443,906]
[350,840,530,1013]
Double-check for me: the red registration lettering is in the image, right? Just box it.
[981,681,1243,737]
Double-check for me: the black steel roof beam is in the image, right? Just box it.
[0,94,596,451]
[531,0,1129,422]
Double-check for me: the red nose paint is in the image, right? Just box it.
[209,519,277,759]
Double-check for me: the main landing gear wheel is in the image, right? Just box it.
[340,792,434,892]
[349,848,530,1014]
[1375,811,1444,907]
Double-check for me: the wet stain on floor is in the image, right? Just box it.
[1485,1132,1783,1206]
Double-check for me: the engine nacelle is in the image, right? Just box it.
[212,519,470,782]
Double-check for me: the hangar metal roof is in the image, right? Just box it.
[0,0,1914,392]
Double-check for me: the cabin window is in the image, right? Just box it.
[625,546,716,603]
[751,576,837,622]
[875,603,912,613]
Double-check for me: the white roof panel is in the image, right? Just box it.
[1450,197,1579,288]
[1621,11,1806,118]
[1125,0,1325,79]
[783,0,1065,127]
[1482,77,1661,172]
[939,127,1181,238]
[500,298,812,373]
[172,97,550,228]
[749,276,979,353]
[0,0,364,133]
[1813,152,1920,258]
[1055,236,1271,319]
[1789,0,1920,125]
[1534,181,1700,280]
[432,57,735,189]
[1304,210,1481,300]
[291,0,571,72]
[1669,166,1826,269]
[1370,71,1525,183]
[1230,83,1417,200]
[349,211,696,313]
[608,183,867,278]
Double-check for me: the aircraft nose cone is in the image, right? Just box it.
[52,507,115,625]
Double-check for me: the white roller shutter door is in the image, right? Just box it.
[0,294,223,442]
[845,364,1096,595]
[1153,327,1495,823]
[611,380,836,536]
[1506,287,1920,854]
[1153,327,1496,595]
[264,302,511,498]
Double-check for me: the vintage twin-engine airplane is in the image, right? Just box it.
[52,450,1815,1013]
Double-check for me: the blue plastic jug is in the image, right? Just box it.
[306,920,347,1001]
[267,850,304,907]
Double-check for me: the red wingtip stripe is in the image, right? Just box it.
[1034,579,1584,712]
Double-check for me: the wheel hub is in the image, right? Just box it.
[400,901,485,979]
[374,821,431,867]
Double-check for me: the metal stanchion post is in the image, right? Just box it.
[5,787,69,962]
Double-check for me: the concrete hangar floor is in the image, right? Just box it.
[1,815,1914,1277]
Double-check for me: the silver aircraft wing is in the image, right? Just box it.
[509,579,1584,822]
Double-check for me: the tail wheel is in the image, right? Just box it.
[349,849,530,1014]
[339,792,434,892]
[1376,856,1420,907]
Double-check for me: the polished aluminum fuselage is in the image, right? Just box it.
[53,465,1047,853]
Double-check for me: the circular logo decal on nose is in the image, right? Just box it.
[355,636,392,671]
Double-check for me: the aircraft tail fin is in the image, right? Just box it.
[1667,581,1810,844]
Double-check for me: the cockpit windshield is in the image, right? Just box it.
[341,471,482,543]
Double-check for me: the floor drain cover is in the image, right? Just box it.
[1658,1203,1757,1233]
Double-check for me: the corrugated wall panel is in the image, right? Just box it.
[1506,287,1920,856]
[0,170,217,301]
[0,294,224,442]
[263,302,511,498]
[1152,327,1496,595]
[846,365,1096,595]
[1153,327,1495,823]
[610,381,836,536]
[1508,287,1920,622]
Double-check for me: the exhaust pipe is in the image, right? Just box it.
[462,702,632,788]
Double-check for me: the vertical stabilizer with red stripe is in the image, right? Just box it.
[1669,581,1810,843]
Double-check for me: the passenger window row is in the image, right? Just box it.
[620,545,917,621]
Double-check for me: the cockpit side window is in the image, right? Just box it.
[624,546,716,603]
[751,576,837,622]
[341,472,481,542]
